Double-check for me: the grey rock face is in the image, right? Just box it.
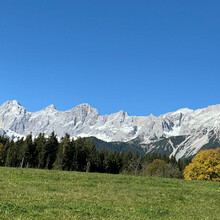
[1,100,220,159]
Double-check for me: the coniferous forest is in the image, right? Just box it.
[0,132,191,178]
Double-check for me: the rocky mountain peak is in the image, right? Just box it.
[1,101,220,159]
[1,100,23,109]
[72,103,99,116]
[42,104,57,112]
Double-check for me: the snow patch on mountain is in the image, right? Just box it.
[1,100,220,158]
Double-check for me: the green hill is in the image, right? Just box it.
[0,167,219,220]
[86,136,146,155]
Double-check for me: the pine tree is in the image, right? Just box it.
[54,133,73,170]
[19,134,37,168]
[5,140,19,167]
[98,149,108,173]
[35,133,47,169]
[121,151,133,173]
[0,143,5,166]
[85,139,99,172]
[74,137,87,171]
[45,132,59,169]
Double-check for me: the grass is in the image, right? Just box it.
[0,167,219,219]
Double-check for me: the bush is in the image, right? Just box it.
[165,164,183,179]
[146,159,168,177]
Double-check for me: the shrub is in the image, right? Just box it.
[146,159,168,177]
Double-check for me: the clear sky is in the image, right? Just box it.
[0,0,220,116]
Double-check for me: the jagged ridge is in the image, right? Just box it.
[1,100,220,159]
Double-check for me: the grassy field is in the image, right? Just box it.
[0,167,219,220]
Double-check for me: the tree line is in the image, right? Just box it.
[0,132,191,178]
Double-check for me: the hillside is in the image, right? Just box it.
[0,167,219,219]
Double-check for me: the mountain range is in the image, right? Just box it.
[1,100,220,159]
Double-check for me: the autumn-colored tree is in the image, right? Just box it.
[184,148,220,182]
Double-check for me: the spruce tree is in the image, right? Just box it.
[85,139,99,172]
[45,132,59,169]
[54,133,73,170]
[35,133,47,169]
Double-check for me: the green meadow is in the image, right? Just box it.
[0,167,219,220]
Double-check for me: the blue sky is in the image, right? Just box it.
[0,0,220,116]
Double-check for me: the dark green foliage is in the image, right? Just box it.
[35,133,47,169]
[20,134,37,168]
[45,132,59,169]
[0,133,191,178]
[5,140,20,167]
[86,136,146,155]
[54,133,73,170]
[85,139,99,172]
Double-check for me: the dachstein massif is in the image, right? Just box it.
[0,100,220,159]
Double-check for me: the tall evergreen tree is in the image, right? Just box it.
[85,139,99,172]
[74,137,87,171]
[35,133,47,169]
[0,143,5,166]
[5,140,19,167]
[20,134,37,168]
[45,132,59,169]
[54,133,74,170]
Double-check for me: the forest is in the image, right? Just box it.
[0,132,191,178]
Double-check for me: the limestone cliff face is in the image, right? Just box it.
[1,100,220,159]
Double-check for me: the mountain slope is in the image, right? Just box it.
[1,100,220,159]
